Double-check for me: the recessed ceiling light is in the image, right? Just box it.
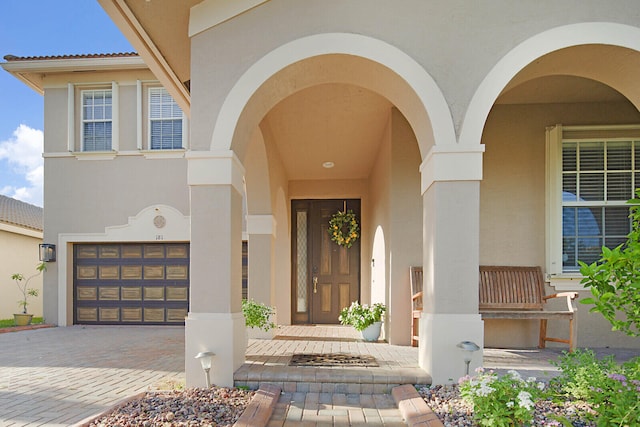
[322,161,335,169]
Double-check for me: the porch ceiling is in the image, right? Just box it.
[262,83,393,181]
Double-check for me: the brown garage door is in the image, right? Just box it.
[74,243,189,325]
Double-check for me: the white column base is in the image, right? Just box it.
[185,312,246,387]
[419,313,484,384]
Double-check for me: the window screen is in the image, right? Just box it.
[82,90,112,151]
[561,139,637,271]
[149,87,183,150]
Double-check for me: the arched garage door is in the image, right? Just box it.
[73,243,189,325]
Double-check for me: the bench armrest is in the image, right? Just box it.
[543,292,578,312]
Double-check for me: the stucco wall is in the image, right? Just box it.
[481,100,640,348]
[0,229,43,319]
[41,75,190,325]
[190,0,640,151]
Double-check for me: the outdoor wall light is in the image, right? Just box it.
[194,351,215,388]
[39,244,56,262]
[457,340,480,375]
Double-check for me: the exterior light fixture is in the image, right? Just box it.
[194,351,215,388]
[39,244,56,262]
[457,340,480,375]
[322,161,335,169]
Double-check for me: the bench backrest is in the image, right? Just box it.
[479,266,544,311]
[410,266,423,311]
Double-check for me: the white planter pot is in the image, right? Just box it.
[361,321,382,342]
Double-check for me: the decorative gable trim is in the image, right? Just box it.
[189,0,269,37]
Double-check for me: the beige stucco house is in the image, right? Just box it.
[3,0,640,386]
[0,195,43,319]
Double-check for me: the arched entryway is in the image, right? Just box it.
[465,23,640,351]
[184,33,478,387]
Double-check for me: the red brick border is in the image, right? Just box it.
[234,384,281,427]
[392,384,444,427]
[0,324,54,334]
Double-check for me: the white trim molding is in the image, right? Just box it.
[420,144,485,194]
[56,204,190,326]
[189,0,269,37]
[186,150,246,194]
[67,83,74,151]
[211,32,456,157]
[246,214,276,236]
[0,222,43,239]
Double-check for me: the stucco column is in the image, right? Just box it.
[419,145,485,384]
[185,151,246,387]
[246,214,277,339]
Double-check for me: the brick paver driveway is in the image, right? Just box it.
[0,326,184,426]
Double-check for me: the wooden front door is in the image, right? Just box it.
[291,199,361,324]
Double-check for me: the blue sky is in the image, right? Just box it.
[0,0,133,207]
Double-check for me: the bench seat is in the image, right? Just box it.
[479,266,577,350]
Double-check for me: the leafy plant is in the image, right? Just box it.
[11,262,46,314]
[579,188,640,337]
[458,368,546,427]
[338,301,385,331]
[241,299,276,332]
[549,349,616,400]
[550,349,640,426]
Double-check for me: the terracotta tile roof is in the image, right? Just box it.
[3,52,138,62]
[0,195,43,232]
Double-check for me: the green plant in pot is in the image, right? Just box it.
[11,262,46,326]
[339,301,386,341]
[242,299,276,332]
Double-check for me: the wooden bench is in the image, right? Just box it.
[410,267,423,347]
[479,266,578,351]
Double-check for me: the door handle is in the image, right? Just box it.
[313,276,318,293]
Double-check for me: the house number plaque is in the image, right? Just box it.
[153,215,166,228]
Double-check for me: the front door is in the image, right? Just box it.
[291,199,361,324]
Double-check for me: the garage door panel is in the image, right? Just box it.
[74,243,189,325]
[122,286,142,300]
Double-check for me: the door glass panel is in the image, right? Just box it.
[296,211,308,312]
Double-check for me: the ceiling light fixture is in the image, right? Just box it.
[322,161,335,169]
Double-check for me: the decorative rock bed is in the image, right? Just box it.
[85,387,255,427]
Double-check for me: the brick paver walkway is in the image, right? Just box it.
[0,326,184,426]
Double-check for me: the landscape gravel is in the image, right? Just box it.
[87,387,255,427]
[418,384,597,427]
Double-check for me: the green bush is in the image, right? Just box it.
[550,349,640,426]
[458,369,546,427]
[579,189,640,337]
[338,301,385,331]
[241,299,276,332]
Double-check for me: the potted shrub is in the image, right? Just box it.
[11,262,46,326]
[242,299,276,339]
[338,301,386,341]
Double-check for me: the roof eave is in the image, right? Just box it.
[98,0,191,117]
[2,56,148,94]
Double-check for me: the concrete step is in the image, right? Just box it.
[234,363,431,394]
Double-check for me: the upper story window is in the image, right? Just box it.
[547,125,640,277]
[82,90,113,151]
[149,87,184,150]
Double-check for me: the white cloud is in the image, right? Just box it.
[0,124,44,206]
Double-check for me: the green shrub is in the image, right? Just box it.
[241,299,276,331]
[579,188,640,337]
[458,369,546,427]
[338,301,385,331]
[551,349,640,426]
